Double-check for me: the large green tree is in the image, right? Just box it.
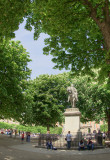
[25,0,110,131]
[0,40,31,120]
[76,73,110,135]
[73,73,110,123]
[23,73,70,131]
[1,0,110,131]
[25,0,110,79]
[21,72,110,132]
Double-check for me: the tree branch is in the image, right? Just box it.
[82,0,97,20]
[82,0,104,28]
[102,0,110,23]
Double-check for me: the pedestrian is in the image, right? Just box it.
[15,129,17,138]
[21,132,24,143]
[102,132,106,146]
[26,132,30,142]
[102,132,106,140]
[27,132,30,142]
[10,129,13,138]
[19,130,21,136]
[66,131,72,149]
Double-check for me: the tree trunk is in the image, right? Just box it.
[108,113,110,139]
[83,0,110,134]
[47,125,50,132]
[91,8,110,136]
[97,23,110,51]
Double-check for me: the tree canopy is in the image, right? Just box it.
[74,73,110,122]
[24,0,110,132]
[25,0,110,81]
[0,40,31,120]
[1,1,110,80]
[1,0,110,132]
[0,0,31,41]
[17,71,110,132]
[23,73,71,130]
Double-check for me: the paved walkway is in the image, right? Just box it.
[10,143,110,155]
[0,135,110,160]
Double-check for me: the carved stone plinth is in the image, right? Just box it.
[63,108,82,139]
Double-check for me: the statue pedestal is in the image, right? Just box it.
[63,108,82,140]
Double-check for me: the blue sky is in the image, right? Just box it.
[13,21,67,79]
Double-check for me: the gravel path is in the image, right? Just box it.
[0,135,110,160]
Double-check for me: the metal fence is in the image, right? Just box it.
[34,133,103,149]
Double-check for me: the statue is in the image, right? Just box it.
[67,84,78,108]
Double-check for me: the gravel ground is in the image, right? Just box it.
[0,135,110,160]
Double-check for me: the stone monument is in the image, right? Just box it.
[63,84,82,140]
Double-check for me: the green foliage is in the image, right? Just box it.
[100,123,108,133]
[0,70,109,132]
[0,122,16,129]
[0,40,31,120]
[50,127,62,134]
[24,73,71,129]
[18,71,110,131]
[0,0,31,41]
[25,0,110,81]
[0,122,62,134]
[72,72,110,123]
[0,0,110,81]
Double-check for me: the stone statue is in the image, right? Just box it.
[67,84,78,108]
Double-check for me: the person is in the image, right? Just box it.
[102,132,106,146]
[26,132,30,142]
[10,129,13,138]
[66,131,72,149]
[46,141,53,149]
[79,139,85,151]
[15,129,17,138]
[67,84,78,108]
[87,138,94,150]
[19,130,21,136]
[102,132,106,140]
[21,132,24,143]
[97,130,102,145]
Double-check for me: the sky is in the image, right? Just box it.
[13,21,67,80]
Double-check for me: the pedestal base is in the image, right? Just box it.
[63,108,81,134]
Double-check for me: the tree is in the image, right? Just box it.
[25,0,109,78]
[24,73,70,131]
[0,0,31,41]
[0,40,31,120]
[73,73,109,123]
[20,71,110,132]
[25,0,110,132]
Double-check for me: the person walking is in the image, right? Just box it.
[21,132,24,144]
[66,131,72,149]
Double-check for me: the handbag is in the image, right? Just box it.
[65,138,67,141]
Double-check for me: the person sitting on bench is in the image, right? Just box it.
[79,139,85,151]
[87,138,94,150]
[46,141,53,149]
